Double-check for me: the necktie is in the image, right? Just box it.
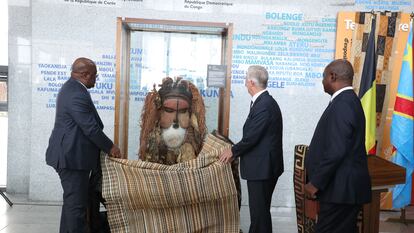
[250,101,253,108]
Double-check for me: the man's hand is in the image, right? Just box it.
[109,145,122,158]
[219,148,234,163]
[305,182,318,200]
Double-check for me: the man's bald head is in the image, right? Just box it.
[325,59,354,84]
[71,57,97,89]
[322,59,354,95]
[72,57,95,73]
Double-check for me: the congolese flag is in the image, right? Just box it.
[391,22,414,209]
[359,17,377,155]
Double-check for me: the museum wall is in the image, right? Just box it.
[7,0,414,206]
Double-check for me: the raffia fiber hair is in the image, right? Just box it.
[247,65,268,89]
[188,81,206,149]
[139,89,161,158]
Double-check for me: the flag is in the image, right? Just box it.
[391,22,414,209]
[359,17,377,155]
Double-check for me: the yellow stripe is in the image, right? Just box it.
[403,43,412,71]
[396,93,414,102]
[394,111,414,120]
[360,86,376,153]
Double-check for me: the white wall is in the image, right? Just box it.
[0,0,7,66]
[8,0,32,195]
[0,1,8,187]
[7,0,414,207]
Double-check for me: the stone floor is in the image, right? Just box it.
[0,193,414,233]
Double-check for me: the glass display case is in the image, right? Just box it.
[114,18,233,159]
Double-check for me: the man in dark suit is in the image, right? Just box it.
[220,65,283,233]
[46,57,121,233]
[304,59,372,233]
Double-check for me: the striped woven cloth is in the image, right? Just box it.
[101,134,240,233]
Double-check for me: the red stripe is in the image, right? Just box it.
[394,96,414,117]
[368,144,376,155]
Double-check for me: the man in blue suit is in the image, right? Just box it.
[220,65,283,233]
[46,57,121,233]
[304,59,371,233]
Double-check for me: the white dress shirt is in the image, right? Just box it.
[330,86,354,102]
[251,89,267,106]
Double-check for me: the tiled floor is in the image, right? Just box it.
[0,193,413,233]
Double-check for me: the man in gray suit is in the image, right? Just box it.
[46,57,121,233]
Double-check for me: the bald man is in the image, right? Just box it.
[46,57,121,233]
[304,59,371,233]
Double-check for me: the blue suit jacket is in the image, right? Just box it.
[46,78,113,170]
[232,91,284,180]
[305,90,371,204]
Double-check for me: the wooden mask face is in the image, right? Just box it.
[159,97,191,130]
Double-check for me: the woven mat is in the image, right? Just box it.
[294,145,363,233]
[101,134,240,233]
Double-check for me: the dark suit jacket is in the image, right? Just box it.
[232,91,283,180]
[305,89,371,204]
[46,78,113,170]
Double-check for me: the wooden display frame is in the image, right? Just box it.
[114,17,233,158]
